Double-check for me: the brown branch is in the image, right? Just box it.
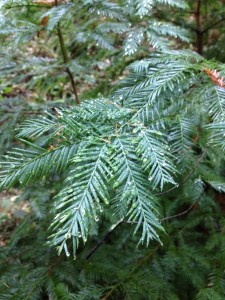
[85,219,124,260]
[202,17,225,34]
[160,200,199,222]
[55,1,80,105]
[124,197,200,226]
[195,0,203,55]
[85,191,201,261]
[102,283,121,300]
[65,66,80,104]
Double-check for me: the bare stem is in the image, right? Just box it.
[85,219,124,260]
[55,1,80,105]
[195,0,203,55]
[202,17,225,34]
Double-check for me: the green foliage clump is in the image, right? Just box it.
[1,0,225,299]
[1,50,225,256]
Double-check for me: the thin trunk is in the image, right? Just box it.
[195,0,203,55]
[55,0,80,105]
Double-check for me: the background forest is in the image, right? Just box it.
[0,0,225,299]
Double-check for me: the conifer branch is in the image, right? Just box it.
[1,1,225,298]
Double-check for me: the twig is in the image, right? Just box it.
[201,17,225,34]
[55,1,80,105]
[123,199,200,225]
[85,197,199,260]
[65,67,80,104]
[195,0,203,54]
[160,200,199,222]
[85,219,124,260]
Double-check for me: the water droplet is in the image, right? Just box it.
[114,181,120,188]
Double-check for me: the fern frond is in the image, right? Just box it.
[0,144,77,190]
[97,22,129,34]
[50,142,111,256]
[155,0,188,9]
[146,31,168,50]
[88,1,125,21]
[169,117,196,163]
[123,28,145,56]
[183,178,205,201]
[90,33,115,51]
[16,114,59,139]
[208,181,225,193]
[148,21,190,43]
[134,0,188,17]
[116,58,196,104]
[0,0,28,9]
[206,121,225,150]
[136,0,154,17]
[112,137,163,244]
[136,128,176,189]
[133,50,202,67]
[41,4,72,31]
[205,86,225,121]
